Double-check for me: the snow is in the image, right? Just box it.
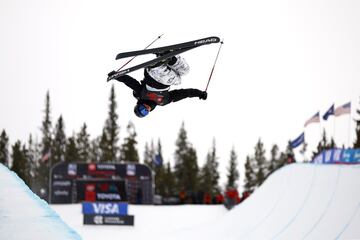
[0,164,81,240]
[51,204,227,240]
[2,163,360,239]
[52,164,360,240]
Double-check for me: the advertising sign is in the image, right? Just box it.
[83,214,134,226]
[312,148,360,164]
[82,202,128,216]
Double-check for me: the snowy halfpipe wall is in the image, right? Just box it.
[206,163,360,240]
[0,164,81,240]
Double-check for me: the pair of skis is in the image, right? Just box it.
[107,36,221,81]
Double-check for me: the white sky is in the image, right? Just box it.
[1,0,360,185]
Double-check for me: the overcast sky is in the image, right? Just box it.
[1,0,360,184]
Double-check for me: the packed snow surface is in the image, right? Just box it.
[2,163,360,239]
[52,164,360,240]
[0,164,81,240]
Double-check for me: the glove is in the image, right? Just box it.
[199,91,207,100]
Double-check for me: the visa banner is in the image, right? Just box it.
[82,202,128,216]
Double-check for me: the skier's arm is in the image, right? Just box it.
[168,89,207,102]
[109,72,142,92]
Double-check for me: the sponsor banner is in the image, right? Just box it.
[312,148,360,164]
[82,202,128,215]
[68,164,77,176]
[53,180,72,187]
[96,193,121,201]
[54,189,70,196]
[83,214,134,226]
[126,164,136,176]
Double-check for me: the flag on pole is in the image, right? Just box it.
[291,132,305,148]
[153,154,163,167]
[41,150,51,163]
[322,104,335,121]
[334,102,351,116]
[304,112,320,127]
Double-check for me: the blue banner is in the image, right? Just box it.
[82,202,128,216]
[312,148,360,164]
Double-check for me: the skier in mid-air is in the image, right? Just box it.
[108,54,208,118]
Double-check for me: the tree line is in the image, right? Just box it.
[0,88,359,202]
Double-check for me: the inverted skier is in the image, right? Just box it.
[108,54,208,118]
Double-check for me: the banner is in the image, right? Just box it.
[82,202,128,215]
[312,148,360,164]
[83,214,134,226]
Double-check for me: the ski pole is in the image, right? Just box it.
[117,34,164,71]
[205,39,224,92]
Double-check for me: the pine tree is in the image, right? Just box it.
[299,141,308,162]
[353,99,360,148]
[99,132,110,162]
[143,140,156,169]
[76,123,91,162]
[311,130,336,159]
[280,141,296,167]
[268,144,279,176]
[26,134,40,189]
[0,129,9,167]
[120,121,139,163]
[89,137,101,163]
[174,122,199,194]
[184,147,199,193]
[11,141,30,186]
[154,139,167,196]
[226,146,239,189]
[52,115,66,166]
[100,85,120,162]
[199,140,220,196]
[244,155,256,192]
[38,91,53,199]
[163,162,176,197]
[65,136,79,162]
[254,138,267,186]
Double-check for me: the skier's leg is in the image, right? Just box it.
[147,65,181,86]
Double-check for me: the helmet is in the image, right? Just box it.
[134,103,150,118]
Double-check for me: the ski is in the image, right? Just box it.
[107,46,197,81]
[115,36,220,60]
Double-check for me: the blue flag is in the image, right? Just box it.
[154,154,163,167]
[323,104,335,121]
[291,132,305,148]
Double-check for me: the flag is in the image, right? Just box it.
[41,150,51,163]
[335,102,351,116]
[154,154,163,167]
[291,132,305,148]
[304,112,320,127]
[322,104,334,121]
